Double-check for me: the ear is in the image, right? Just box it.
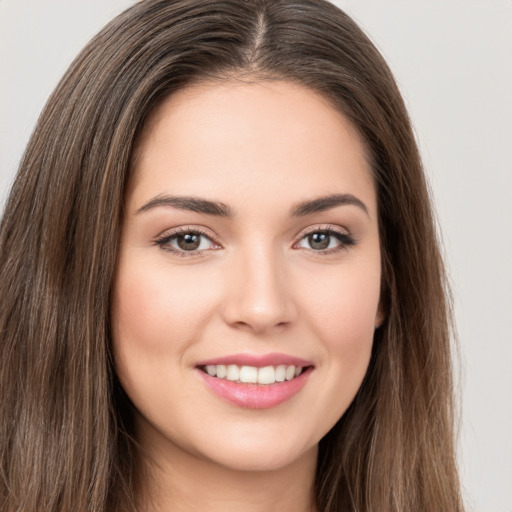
[374,300,386,329]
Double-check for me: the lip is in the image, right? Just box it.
[196,352,313,368]
[196,368,312,409]
[194,353,314,409]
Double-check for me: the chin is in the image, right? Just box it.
[201,440,318,473]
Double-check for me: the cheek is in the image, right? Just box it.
[110,255,216,415]
[298,257,380,401]
[303,260,381,342]
[111,256,217,353]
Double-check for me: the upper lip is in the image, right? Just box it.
[195,352,314,368]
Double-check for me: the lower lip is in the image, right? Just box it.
[196,368,312,409]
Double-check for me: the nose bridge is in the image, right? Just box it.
[223,240,294,332]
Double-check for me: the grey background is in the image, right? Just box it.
[1,1,511,510]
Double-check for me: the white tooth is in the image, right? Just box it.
[295,366,302,377]
[216,364,227,379]
[258,366,276,385]
[285,365,296,381]
[275,365,286,382]
[206,365,217,376]
[239,365,258,383]
[226,365,240,381]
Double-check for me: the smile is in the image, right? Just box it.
[195,355,314,409]
[200,364,304,385]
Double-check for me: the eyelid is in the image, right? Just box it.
[153,224,355,257]
[153,225,222,256]
[292,224,356,253]
[294,224,351,241]
[154,224,218,241]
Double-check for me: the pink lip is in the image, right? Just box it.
[196,352,313,368]
[196,368,312,409]
[194,353,314,409]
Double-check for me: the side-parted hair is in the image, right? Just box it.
[0,1,463,511]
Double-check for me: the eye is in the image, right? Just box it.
[155,228,220,255]
[295,228,355,253]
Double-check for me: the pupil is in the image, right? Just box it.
[309,232,330,250]
[178,233,200,250]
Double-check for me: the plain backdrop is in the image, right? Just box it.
[1,1,511,511]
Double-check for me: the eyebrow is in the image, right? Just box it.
[136,193,368,218]
[291,193,369,217]
[136,195,232,216]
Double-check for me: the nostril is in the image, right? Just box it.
[220,261,297,332]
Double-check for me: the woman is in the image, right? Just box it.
[0,0,464,510]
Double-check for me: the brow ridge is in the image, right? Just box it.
[136,195,232,216]
[291,193,368,216]
[137,193,367,218]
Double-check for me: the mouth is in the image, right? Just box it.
[195,354,314,408]
[198,363,310,385]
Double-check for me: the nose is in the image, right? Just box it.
[221,245,297,334]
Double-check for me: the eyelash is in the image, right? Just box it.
[154,227,219,257]
[295,226,356,255]
[154,226,356,257]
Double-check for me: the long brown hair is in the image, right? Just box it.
[0,1,463,510]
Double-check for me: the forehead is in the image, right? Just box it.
[129,80,376,216]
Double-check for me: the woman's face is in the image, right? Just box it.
[112,80,383,473]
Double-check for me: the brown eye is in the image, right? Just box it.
[177,233,201,251]
[296,228,356,253]
[308,232,330,250]
[156,230,219,255]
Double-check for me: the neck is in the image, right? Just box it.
[137,433,318,512]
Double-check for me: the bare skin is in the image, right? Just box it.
[112,80,382,511]
[140,418,318,511]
